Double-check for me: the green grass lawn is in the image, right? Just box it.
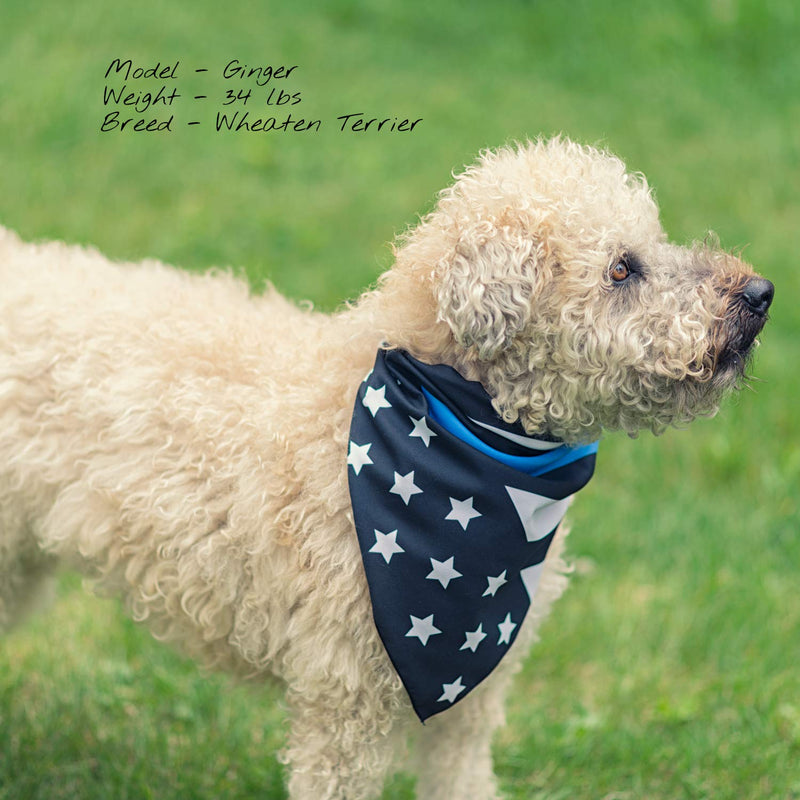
[1,1,798,798]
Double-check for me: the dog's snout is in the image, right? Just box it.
[741,277,774,315]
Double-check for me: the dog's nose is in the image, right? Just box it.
[741,277,774,315]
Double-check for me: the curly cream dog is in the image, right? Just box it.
[0,138,772,799]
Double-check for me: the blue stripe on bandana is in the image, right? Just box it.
[422,388,599,476]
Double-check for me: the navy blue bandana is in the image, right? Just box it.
[347,349,598,721]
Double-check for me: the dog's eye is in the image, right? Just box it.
[610,259,630,282]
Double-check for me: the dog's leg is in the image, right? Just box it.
[282,682,404,800]
[410,671,512,800]
[411,523,574,800]
[0,491,58,632]
[0,543,57,633]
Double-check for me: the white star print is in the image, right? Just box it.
[408,415,437,447]
[460,623,487,652]
[363,368,373,383]
[369,529,404,564]
[347,441,373,475]
[437,676,467,704]
[389,470,423,505]
[362,385,392,417]
[445,496,482,531]
[497,613,517,645]
[425,556,462,589]
[482,570,508,597]
[405,614,442,646]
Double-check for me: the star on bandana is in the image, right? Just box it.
[459,623,487,653]
[408,415,437,447]
[482,570,508,597]
[362,385,392,417]
[347,441,373,475]
[445,496,482,530]
[369,529,404,564]
[405,614,442,646]
[389,471,423,505]
[497,613,517,645]
[425,556,462,589]
[437,676,467,704]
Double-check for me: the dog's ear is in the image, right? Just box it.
[435,224,546,360]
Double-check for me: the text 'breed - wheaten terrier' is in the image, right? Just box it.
[0,138,773,799]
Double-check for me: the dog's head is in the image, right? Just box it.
[381,137,772,443]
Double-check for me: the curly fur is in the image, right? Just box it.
[0,137,769,799]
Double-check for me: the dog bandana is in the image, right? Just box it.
[347,349,598,721]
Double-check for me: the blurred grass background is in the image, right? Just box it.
[0,0,798,798]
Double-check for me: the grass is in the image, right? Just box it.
[1,0,798,797]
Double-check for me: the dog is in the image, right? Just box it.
[0,137,772,799]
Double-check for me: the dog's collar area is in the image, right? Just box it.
[421,388,598,475]
[381,349,564,457]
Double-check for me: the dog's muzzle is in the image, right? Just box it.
[713,275,774,376]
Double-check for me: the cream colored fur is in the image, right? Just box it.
[0,138,767,799]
